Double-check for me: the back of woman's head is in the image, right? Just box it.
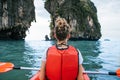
[54,17,70,41]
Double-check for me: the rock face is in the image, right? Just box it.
[0,0,35,40]
[45,0,101,40]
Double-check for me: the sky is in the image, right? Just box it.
[26,0,120,40]
[25,0,50,40]
[91,0,120,39]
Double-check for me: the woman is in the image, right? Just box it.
[40,17,84,80]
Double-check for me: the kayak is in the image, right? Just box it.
[30,66,90,80]
[30,71,90,80]
[30,71,40,80]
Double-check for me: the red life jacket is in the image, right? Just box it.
[46,45,79,80]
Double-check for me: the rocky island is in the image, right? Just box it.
[45,0,101,40]
[0,0,101,40]
[0,0,35,40]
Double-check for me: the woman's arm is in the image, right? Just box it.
[39,61,46,80]
[77,64,84,80]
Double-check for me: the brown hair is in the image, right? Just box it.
[54,17,70,41]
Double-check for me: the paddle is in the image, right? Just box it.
[0,62,120,78]
[83,69,120,77]
[0,62,14,73]
[0,62,39,73]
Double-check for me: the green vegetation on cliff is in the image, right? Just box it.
[45,0,101,40]
[0,0,35,40]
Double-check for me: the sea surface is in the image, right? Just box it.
[0,38,120,80]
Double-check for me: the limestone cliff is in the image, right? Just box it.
[45,0,101,40]
[0,0,35,40]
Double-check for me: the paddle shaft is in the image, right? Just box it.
[13,67,40,71]
[13,67,117,76]
[1,62,119,77]
[83,71,117,75]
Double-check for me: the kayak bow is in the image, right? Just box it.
[30,66,90,80]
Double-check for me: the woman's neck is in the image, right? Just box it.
[57,39,67,45]
[56,40,68,49]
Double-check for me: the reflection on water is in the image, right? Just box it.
[0,40,31,80]
[0,40,53,80]
[0,40,120,80]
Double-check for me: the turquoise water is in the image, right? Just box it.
[0,39,120,80]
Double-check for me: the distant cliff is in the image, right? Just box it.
[45,0,101,40]
[0,0,35,40]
